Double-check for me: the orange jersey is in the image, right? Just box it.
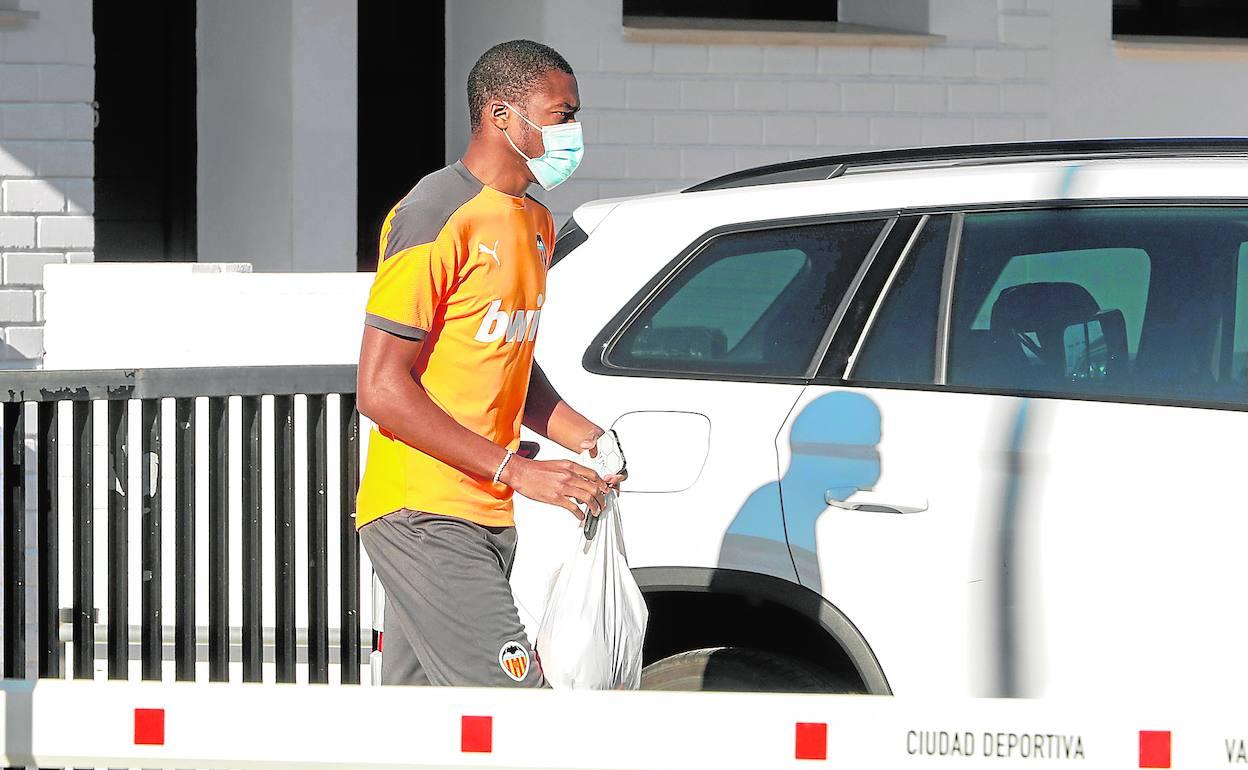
[356,161,554,529]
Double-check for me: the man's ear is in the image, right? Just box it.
[488,101,509,130]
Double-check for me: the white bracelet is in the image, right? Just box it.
[493,449,515,486]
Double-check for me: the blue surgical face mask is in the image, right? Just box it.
[500,101,584,191]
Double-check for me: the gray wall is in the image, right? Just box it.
[445,0,546,162]
[1052,2,1248,139]
[445,0,1248,226]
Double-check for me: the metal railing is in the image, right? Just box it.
[0,365,363,685]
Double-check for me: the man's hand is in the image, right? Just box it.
[502,456,608,521]
[579,433,629,489]
[524,365,625,491]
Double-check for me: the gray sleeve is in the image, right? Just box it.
[364,313,428,341]
[381,162,483,262]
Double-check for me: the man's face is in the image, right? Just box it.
[502,69,580,164]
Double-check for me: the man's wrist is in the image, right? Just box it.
[492,449,515,486]
[499,454,526,488]
[576,426,604,453]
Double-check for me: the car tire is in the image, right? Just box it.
[640,646,865,693]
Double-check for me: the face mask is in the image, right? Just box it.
[500,101,584,191]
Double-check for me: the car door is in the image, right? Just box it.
[508,214,894,635]
[951,205,1248,698]
[777,213,1023,697]
[784,203,1248,698]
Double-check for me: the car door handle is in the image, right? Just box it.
[824,489,928,514]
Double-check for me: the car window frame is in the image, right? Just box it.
[582,210,902,384]
[824,212,945,383]
[818,197,1248,413]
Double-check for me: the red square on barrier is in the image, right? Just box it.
[462,715,493,753]
[1139,730,1171,769]
[795,722,827,761]
[134,708,165,746]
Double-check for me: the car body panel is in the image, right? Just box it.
[503,152,1248,692]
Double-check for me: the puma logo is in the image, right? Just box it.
[478,240,500,266]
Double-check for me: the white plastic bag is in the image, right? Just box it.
[535,436,649,689]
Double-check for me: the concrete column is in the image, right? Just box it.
[292,0,357,271]
[198,0,357,272]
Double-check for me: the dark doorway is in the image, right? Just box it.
[357,1,446,271]
[93,0,197,262]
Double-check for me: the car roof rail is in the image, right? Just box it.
[682,137,1248,193]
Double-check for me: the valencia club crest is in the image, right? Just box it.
[498,641,530,682]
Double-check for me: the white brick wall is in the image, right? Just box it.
[0,0,93,366]
[3,178,65,212]
[530,0,1057,223]
[2,252,64,284]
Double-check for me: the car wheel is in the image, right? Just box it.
[640,646,865,693]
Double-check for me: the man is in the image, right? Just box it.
[355,39,620,688]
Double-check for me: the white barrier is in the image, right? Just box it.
[43,263,372,369]
[0,679,1241,769]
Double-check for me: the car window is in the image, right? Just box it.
[948,207,1248,405]
[969,248,1150,358]
[648,249,807,350]
[849,215,950,384]
[606,219,887,377]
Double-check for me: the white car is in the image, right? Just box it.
[395,139,1248,697]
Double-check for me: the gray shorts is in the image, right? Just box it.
[360,509,547,688]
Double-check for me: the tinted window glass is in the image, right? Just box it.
[949,207,1248,404]
[1231,243,1248,383]
[607,219,886,377]
[970,247,1150,358]
[850,215,950,384]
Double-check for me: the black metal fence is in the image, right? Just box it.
[0,365,364,686]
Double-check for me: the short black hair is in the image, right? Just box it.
[467,40,573,133]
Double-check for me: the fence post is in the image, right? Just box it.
[175,398,196,682]
[307,394,329,684]
[241,396,263,682]
[140,399,163,682]
[36,402,60,679]
[274,395,296,683]
[106,399,128,681]
[3,402,25,680]
[339,396,361,684]
[208,397,229,682]
[71,401,93,680]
